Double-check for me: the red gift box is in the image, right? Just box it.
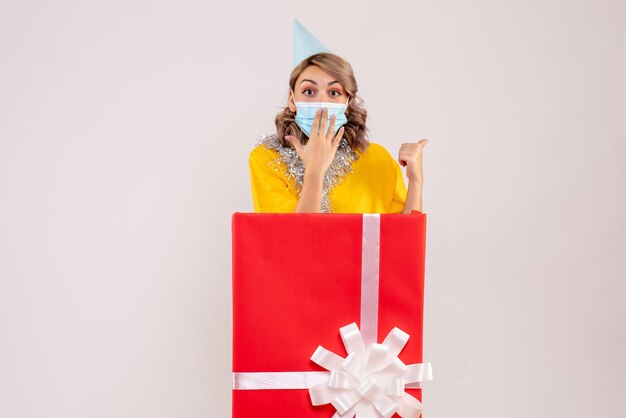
[231,211,432,417]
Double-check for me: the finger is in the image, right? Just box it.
[332,126,345,147]
[311,108,322,138]
[399,148,419,159]
[319,107,328,138]
[398,152,408,167]
[327,113,336,139]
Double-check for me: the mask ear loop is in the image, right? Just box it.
[290,89,298,111]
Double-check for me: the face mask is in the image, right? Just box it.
[291,89,349,138]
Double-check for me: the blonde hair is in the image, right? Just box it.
[274,52,370,154]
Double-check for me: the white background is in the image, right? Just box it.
[1,0,624,416]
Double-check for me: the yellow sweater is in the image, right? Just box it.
[248,140,407,214]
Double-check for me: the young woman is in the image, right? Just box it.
[249,52,427,214]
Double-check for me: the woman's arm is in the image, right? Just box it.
[398,139,428,214]
[403,179,422,213]
[295,170,324,213]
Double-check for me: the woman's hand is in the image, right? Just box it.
[399,139,428,214]
[285,107,345,178]
[398,139,428,183]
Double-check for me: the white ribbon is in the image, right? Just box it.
[233,371,330,390]
[360,213,381,346]
[232,213,434,417]
[309,322,433,418]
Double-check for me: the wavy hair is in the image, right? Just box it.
[274,52,370,155]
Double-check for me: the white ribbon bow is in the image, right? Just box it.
[309,322,433,418]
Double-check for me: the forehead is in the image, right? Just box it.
[297,65,340,85]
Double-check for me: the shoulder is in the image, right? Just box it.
[358,141,397,164]
[249,133,281,162]
[356,142,403,181]
[249,143,278,161]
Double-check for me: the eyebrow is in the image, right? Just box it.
[300,79,341,86]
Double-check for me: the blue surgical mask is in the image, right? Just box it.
[291,89,349,138]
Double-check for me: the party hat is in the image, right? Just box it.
[292,19,332,68]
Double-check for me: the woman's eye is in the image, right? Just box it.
[330,90,341,97]
[303,89,314,95]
